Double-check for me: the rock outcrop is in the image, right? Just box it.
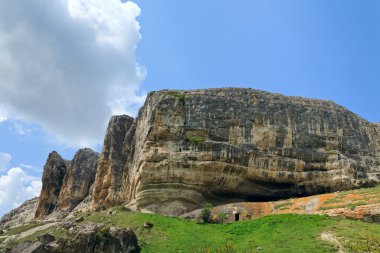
[92,88,380,215]
[56,148,99,214]
[51,224,140,253]
[0,198,39,230]
[92,115,135,209]
[35,152,67,219]
[8,224,139,253]
[35,149,99,219]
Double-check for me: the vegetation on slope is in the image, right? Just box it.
[2,210,380,252]
[83,210,378,253]
[2,185,380,252]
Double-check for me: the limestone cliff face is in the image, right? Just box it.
[92,88,380,215]
[35,149,99,219]
[92,115,135,209]
[56,148,99,214]
[35,152,67,219]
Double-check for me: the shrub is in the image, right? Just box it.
[190,136,205,144]
[96,226,111,241]
[166,91,185,103]
[199,203,213,223]
[216,212,228,224]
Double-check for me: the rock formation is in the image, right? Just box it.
[91,88,380,215]
[56,148,99,214]
[35,149,99,219]
[0,198,39,230]
[35,152,67,219]
[9,224,139,253]
[92,115,135,208]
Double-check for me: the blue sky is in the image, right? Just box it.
[0,0,379,216]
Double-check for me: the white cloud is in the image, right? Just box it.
[0,0,146,148]
[0,167,42,217]
[0,152,11,172]
[12,122,32,136]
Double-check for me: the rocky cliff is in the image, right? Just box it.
[90,88,380,215]
[35,149,99,219]
[35,152,68,219]
[56,148,99,214]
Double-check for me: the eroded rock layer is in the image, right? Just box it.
[92,115,135,209]
[92,88,380,215]
[56,148,99,214]
[35,149,99,219]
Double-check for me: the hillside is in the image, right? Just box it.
[1,185,380,252]
[1,209,380,252]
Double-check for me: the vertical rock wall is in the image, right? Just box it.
[91,88,380,215]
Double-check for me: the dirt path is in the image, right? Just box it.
[3,222,57,244]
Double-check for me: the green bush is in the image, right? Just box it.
[166,91,185,103]
[199,203,213,223]
[96,226,111,241]
[216,212,228,224]
[190,136,205,144]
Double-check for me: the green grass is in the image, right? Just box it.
[189,136,205,144]
[17,225,66,243]
[322,198,343,205]
[82,209,380,253]
[166,91,186,103]
[274,202,292,210]
[3,222,43,236]
[319,201,370,211]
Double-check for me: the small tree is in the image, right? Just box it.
[200,203,213,223]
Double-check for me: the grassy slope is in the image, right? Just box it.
[2,221,42,236]
[3,185,380,252]
[83,210,380,253]
[4,210,380,252]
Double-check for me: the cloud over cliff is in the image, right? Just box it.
[0,0,146,147]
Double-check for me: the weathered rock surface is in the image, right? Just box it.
[92,88,380,215]
[92,115,135,209]
[6,224,139,253]
[52,224,140,253]
[35,152,67,219]
[0,198,38,230]
[56,148,99,214]
[35,149,99,219]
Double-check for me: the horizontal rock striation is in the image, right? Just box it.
[92,88,380,215]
